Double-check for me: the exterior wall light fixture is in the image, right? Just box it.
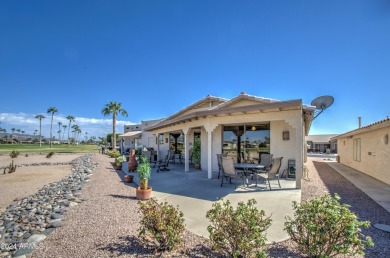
[283,130,290,141]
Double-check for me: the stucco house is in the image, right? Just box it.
[145,92,316,189]
[331,117,390,185]
[306,134,338,153]
[119,119,163,153]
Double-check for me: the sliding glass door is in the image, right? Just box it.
[222,123,270,163]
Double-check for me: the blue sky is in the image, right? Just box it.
[1,0,389,138]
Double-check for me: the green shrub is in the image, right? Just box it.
[206,198,272,258]
[138,198,185,252]
[285,194,374,258]
[46,151,55,158]
[107,150,120,158]
[115,155,126,164]
[10,150,20,158]
[137,155,151,180]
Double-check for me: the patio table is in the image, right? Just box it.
[234,163,265,186]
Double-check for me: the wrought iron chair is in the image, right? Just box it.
[156,151,171,172]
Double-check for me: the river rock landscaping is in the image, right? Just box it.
[0,154,97,257]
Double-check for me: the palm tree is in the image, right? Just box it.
[35,114,45,147]
[71,124,79,143]
[102,101,128,150]
[16,129,21,143]
[62,125,67,143]
[66,115,75,146]
[10,128,15,144]
[47,107,58,148]
[21,130,25,143]
[85,131,88,141]
[57,122,62,142]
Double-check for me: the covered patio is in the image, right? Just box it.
[146,93,315,189]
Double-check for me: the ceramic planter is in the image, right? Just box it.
[124,175,134,183]
[136,186,152,200]
[128,149,138,171]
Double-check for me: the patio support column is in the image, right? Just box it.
[157,133,161,160]
[183,128,190,172]
[205,122,218,179]
[207,129,212,179]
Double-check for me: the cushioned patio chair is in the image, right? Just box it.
[259,157,283,190]
[220,157,244,188]
[216,153,227,179]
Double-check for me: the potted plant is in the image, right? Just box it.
[124,174,134,183]
[136,155,152,200]
[115,155,126,170]
[192,137,201,169]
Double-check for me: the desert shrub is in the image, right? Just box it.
[46,151,55,158]
[10,150,20,158]
[285,193,374,258]
[206,198,272,258]
[138,198,185,252]
[107,150,120,158]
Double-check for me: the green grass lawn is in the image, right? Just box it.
[0,144,99,155]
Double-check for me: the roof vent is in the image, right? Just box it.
[240,92,246,95]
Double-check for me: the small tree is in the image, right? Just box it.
[192,137,201,168]
[285,194,374,258]
[206,198,272,258]
[138,198,185,252]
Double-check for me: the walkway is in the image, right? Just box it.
[327,162,390,214]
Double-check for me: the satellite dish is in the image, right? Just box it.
[311,95,334,120]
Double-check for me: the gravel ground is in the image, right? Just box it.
[0,165,72,210]
[27,156,390,257]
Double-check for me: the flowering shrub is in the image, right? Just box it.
[285,194,374,257]
[138,198,185,252]
[107,150,120,158]
[206,198,272,258]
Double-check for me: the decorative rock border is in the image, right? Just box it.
[0,154,98,257]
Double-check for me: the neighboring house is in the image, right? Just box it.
[306,134,338,153]
[145,92,316,189]
[119,119,163,153]
[331,117,390,185]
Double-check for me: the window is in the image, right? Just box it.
[353,138,361,162]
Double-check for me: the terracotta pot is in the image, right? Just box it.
[136,186,152,200]
[125,175,134,183]
[116,163,122,170]
[128,149,138,171]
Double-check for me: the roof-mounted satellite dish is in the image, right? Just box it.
[311,95,334,120]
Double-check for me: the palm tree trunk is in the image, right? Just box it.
[67,122,71,147]
[39,120,42,147]
[50,114,54,148]
[112,113,116,150]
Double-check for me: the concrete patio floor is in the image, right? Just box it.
[130,163,300,244]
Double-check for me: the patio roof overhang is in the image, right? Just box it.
[146,99,315,135]
[118,131,142,138]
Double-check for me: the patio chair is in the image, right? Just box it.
[216,153,227,179]
[157,151,171,172]
[220,157,244,188]
[257,153,273,172]
[258,157,283,190]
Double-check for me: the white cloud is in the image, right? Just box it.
[0,112,135,138]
